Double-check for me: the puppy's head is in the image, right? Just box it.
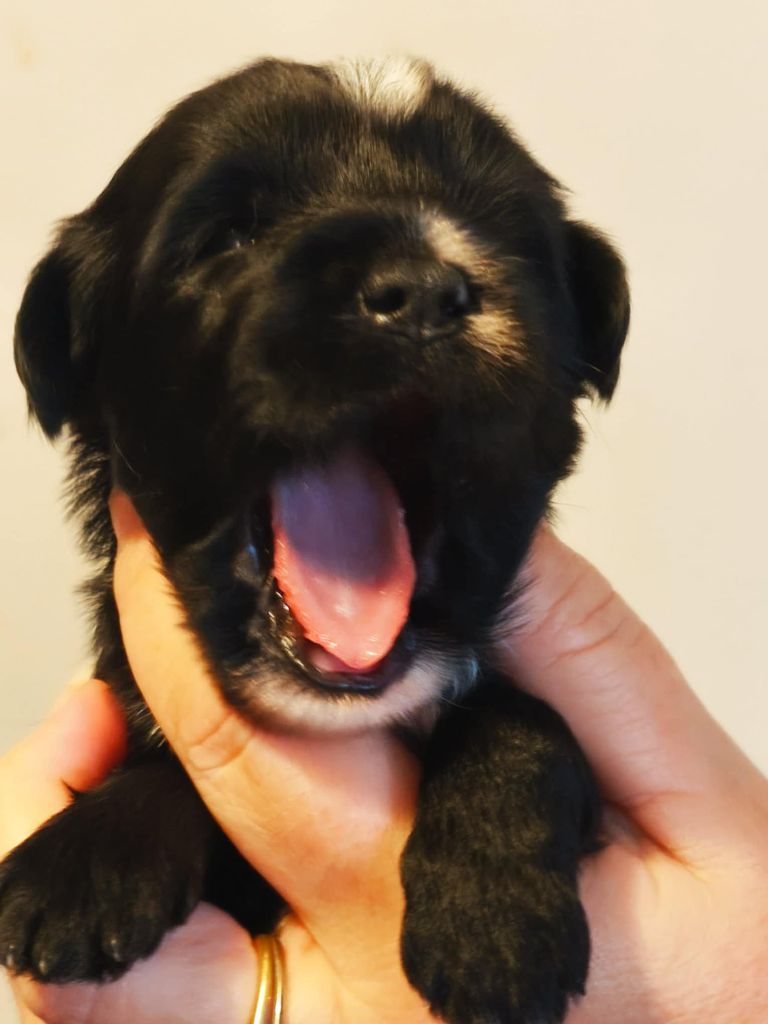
[15,58,629,732]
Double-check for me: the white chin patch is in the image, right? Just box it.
[244,652,473,735]
[328,57,432,116]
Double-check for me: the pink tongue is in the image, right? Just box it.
[271,447,416,673]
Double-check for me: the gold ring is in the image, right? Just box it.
[250,933,285,1024]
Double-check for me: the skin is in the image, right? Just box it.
[2,494,767,1024]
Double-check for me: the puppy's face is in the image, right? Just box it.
[15,58,629,732]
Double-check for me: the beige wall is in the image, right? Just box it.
[1,0,766,887]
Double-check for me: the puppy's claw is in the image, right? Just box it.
[3,946,19,972]
[35,954,51,979]
[104,934,127,963]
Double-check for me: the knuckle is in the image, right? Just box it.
[544,578,645,672]
[181,707,253,778]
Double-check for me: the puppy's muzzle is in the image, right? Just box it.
[358,259,474,342]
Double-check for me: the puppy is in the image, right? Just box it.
[4,57,629,1024]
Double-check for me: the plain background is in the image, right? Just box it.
[1,1,766,1016]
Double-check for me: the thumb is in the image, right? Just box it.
[109,493,419,979]
[495,527,767,864]
[0,679,126,856]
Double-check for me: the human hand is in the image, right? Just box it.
[497,528,768,1022]
[0,680,283,1024]
[4,505,768,1023]
[3,491,433,1024]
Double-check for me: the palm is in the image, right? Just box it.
[569,823,756,1024]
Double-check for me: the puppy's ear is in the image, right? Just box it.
[14,246,75,438]
[565,222,630,401]
[14,221,105,439]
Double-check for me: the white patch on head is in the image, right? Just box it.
[241,652,474,734]
[329,57,432,116]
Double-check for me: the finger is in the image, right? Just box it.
[110,493,419,980]
[14,903,256,1024]
[11,983,45,1024]
[495,527,768,861]
[0,680,127,855]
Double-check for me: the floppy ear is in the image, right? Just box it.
[14,245,76,438]
[565,221,630,401]
[14,220,107,439]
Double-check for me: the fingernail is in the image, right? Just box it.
[109,491,143,542]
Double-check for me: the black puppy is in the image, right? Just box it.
[4,58,629,1024]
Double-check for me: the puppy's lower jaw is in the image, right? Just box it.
[235,650,477,734]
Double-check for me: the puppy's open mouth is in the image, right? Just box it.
[254,402,440,696]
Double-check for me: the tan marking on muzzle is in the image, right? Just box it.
[422,212,525,367]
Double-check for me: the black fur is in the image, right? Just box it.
[5,58,628,1022]
[402,677,601,1024]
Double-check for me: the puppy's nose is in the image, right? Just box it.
[358,260,472,339]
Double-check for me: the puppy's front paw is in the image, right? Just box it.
[0,765,210,982]
[402,861,589,1024]
[401,682,601,1024]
